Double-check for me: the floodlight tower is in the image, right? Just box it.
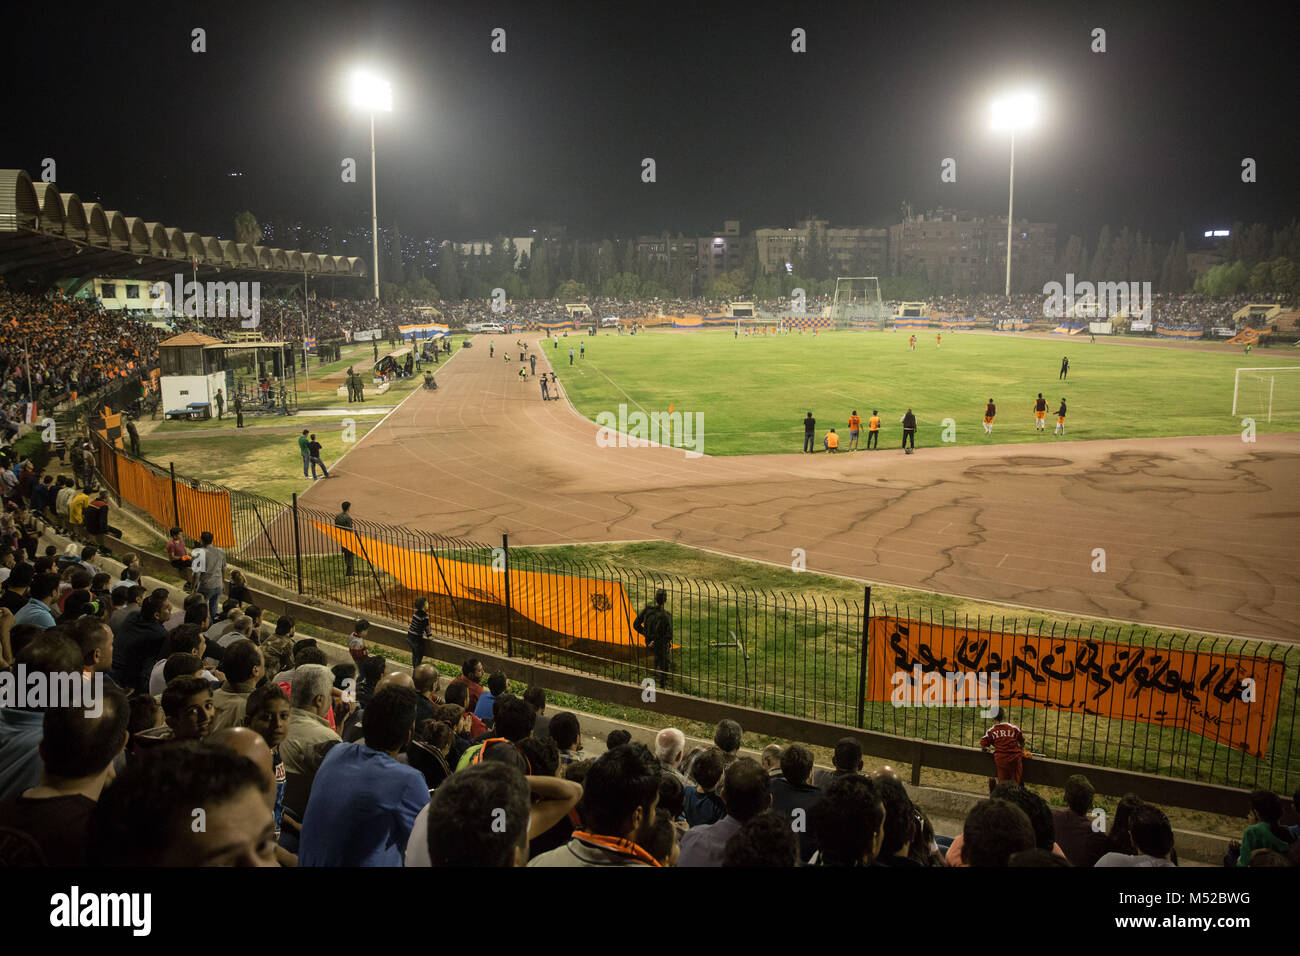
[990,91,1040,301]
[348,71,392,302]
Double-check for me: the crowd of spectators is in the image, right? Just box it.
[0,288,166,414]
[1,514,1296,868]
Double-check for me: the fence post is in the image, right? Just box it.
[291,492,304,596]
[856,586,871,729]
[168,462,180,529]
[502,533,513,658]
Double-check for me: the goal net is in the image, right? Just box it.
[1232,367,1300,423]
[832,277,885,330]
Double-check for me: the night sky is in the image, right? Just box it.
[7,0,1296,245]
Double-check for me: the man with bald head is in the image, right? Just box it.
[412,664,441,726]
[208,727,277,807]
[209,724,297,866]
[655,727,688,783]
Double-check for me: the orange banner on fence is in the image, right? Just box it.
[115,456,235,548]
[867,617,1287,757]
[312,523,637,646]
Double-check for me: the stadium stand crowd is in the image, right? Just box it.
[0,289,166,412]
[0,501,1295,867]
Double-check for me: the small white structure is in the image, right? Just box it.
[158,331,287,418]
[158,332,228,417]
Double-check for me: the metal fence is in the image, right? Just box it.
[93,433,1299,794]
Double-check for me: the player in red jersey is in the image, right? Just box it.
[980,709,1028,783]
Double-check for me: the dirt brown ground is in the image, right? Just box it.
[299,335,1300,644]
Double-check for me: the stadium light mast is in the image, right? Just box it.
[348,70,392,302]
[990,90,1040,301]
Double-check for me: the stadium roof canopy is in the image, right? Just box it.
[0,168,368,292]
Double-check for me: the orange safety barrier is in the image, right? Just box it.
[867,617,1286,757]
[115,455,235,547]
[312,523,637,646]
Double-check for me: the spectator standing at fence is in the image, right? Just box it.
[191,531,226,622]
[234,395,244,429]
[406,597,432,668]
[125,417,141,456]
[215,388,225,420]
[633,588,673,690]
[334,501,356,576]
[981,709,1028,783]
[297,430,311,478]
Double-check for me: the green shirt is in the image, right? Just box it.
[298,435,310,456]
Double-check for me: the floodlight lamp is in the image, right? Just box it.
[990,91,1039,131]
[348,71,392,112]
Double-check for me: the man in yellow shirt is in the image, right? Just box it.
[867,410,882,450]
[824,429,840,452]
[68,487,92,540]
[847,411,862,451]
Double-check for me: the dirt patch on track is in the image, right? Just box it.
[299,334,1300,643]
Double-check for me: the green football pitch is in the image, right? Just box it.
[553,329,1300,455]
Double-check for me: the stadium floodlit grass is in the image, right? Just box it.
[554,329,1300,454]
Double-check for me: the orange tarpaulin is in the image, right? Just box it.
[868,617,1286,757]
[115,456,235,548]
[313,523,637,646]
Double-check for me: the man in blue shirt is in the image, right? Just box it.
[13,572,59,630]
[678,758,772,867]
[473,672,508,725]
[299,686,429,867]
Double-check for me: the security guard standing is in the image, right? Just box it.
[633,589,674,690]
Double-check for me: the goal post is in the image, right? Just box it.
[832,277,885,330]
[1231,366,1300,422]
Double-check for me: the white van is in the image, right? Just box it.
[479,323,505,333]
[600,316,620,328]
